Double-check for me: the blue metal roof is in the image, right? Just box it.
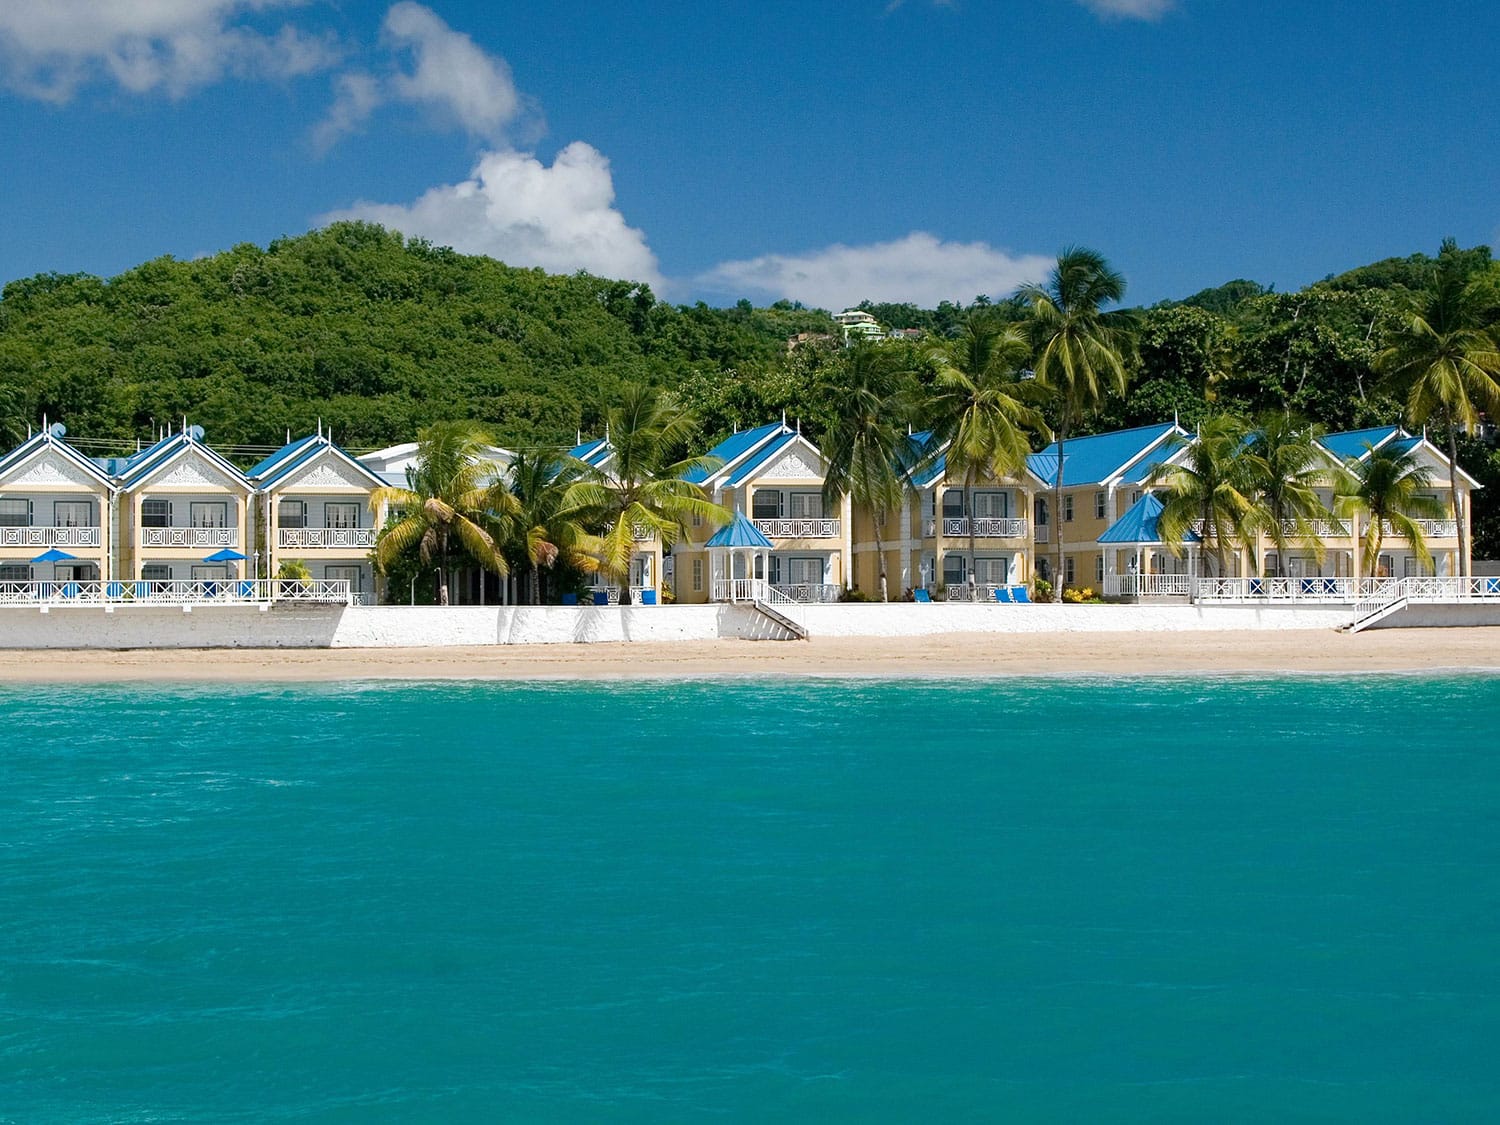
[1028,423,1179,488]
[725,430,803,487]
[1319,426,1400,461]
[116,431,251,489]
[247,434,320,480]
[684,422,787,485]
[1098,493,1202,545]
[569,438,612,467]
[704,511,774,549]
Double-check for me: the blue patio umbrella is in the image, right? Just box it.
[32,547,77,563]
[202,548,248,562]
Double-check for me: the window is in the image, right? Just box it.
[788,492,823,518]
[1034,497,1048,526]
[192,565,228,580]
[973,492,1009,519]
[751,490,781,519]
[691,512,702,529]
[141,564,171,581]
[974,557,1009,584]
[1131,490,1144,506]
[788,557,823,585]
[190,502,227,528]
[1063,495,1074,522]
[1036,557,1051,581]
[278,499,306,528]
[1064,556,1076,585]
[141,499,170,528]
[325,503,360,529]
[1094,491,1107,520]
[1376,554,1393,578]
[692,557,703,592]
[0,498,30,527]
[53,500,93,527]
[326,565,362,591]
[942,490,965,518]
[1095,555,1105,583]
[943,554,966,584]
[0,563,30,582]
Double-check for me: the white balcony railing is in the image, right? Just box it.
[1277,519,1349,538]
[140,527,238,548]
[279,527,377,549]
[771,582,842,603]
[1383,519,1458,538]
[0,579,353,607]
[944,582,1006,602]
[0,525,101,548]
[584,585,652,604]
[1103,573,1193,598]
[753,518,841,539]
[931,517,1028,539]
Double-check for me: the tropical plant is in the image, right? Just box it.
[1336,443,1448,579]
[1244,413,1333,574]
[1022,247,1137,600]
[920,313,1049,596]
[275,558,311,581]
[1375,240,1500,576]
[370,420,517,605]
[821,345,917,602]
[562,383,728,604]
[1149,414,1258,577]
[505,449,598,604]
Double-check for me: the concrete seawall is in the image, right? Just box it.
[0,601,1364,649]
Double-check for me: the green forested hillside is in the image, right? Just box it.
[1,223,1497,552]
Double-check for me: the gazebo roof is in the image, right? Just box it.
[705,511,773,549]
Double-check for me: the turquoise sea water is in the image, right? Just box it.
[1,676,1498,1123]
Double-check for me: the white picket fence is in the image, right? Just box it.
[0,579,355,607]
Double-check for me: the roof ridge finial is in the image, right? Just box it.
[796,417,801,435]
[781,409,786,429]
[317,417,322,438]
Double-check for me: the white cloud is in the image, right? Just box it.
[699,232,1053,309]
[312,2,530,148]
[318,142,662,289]
[1076,0,1177,20]
[0,0,336,102]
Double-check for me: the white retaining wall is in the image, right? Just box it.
[793,602,1354,636]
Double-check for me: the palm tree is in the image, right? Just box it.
[506,449,598,604]
[920,314,1050,596]
[1244,413,1333,575]
[563,383,728,604]
[371,421,517,605]
[1336,443,1448,581]
[1149,414,1257,579]
[1375,240,1500,577]
[1022,247,1137,600]
[821,345,917,602]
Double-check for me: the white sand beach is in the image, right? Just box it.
[0,628,1496,682]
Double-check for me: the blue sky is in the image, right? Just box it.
[2,1,1497,311]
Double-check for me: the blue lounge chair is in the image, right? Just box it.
[60,581,80,599]
[913,589,932,603]
[133,581,151,600]
[1486,578,1500,596]
[641,589,658,605]
[592,590,609,606]
[1012,586,1032,604]
[560,593,578,605]
[993,587,1014,603]
[237,580,257,599]
[106,581,126,599]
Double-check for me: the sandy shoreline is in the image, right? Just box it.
[0,628,1497,682]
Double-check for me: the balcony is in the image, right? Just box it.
[140,527,238,548]
[927,517,1028,539]
[279,527,377,549]
[1277,519,1349,538]
[1103,573,1193,598]
[1385,519,1457,538]
[753,517,840,539]
[0,525,101,549]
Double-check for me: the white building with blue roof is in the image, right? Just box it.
[675,421,848,604]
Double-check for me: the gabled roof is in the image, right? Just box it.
[114,428,252,491]
[1098,493,1202,546]
[705,511,774,549]
[569,437,613,469]
[685,422,791,486]
[1029,423,1182,489]
[248,434,387,491]
[906,430,1049,489]
[1318,426,1401,462]
[725,430,822,487]
[0,425,117,491]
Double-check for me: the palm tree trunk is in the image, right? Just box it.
[1052,420,1067,602]
[438,532,450,606]
[874,517,888,603]
[1445,421,1468,579]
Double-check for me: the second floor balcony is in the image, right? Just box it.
[753,517,840,539]
[140,526,238,549]
[926,517,1028,539]
[279,527,378,549]
[0,525,102,549]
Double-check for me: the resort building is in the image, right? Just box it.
[850,430,1039,599]
[248,432,388,602]
[0,423,117,586]
[111,426,255,583]
[357,439,514,489]
[832,309,885,344]
[674,421,849,604]
[1029,422,1189,593]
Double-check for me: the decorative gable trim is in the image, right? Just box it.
[0,448,105,490]
[751,440,825,482]
[130,446,247,491]
[271,448,383,492]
